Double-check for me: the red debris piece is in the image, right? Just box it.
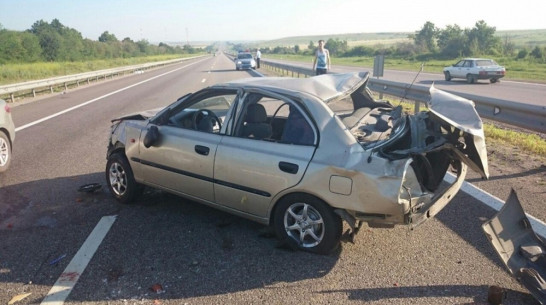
[150,283,164,294]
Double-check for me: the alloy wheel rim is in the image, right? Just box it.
[0,138,8,166]
[284,202,325,248]
[109,162,127,196]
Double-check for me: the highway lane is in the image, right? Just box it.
[263,58,546,107]
[0,53,541,304]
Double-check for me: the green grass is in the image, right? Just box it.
[0,54,203,85]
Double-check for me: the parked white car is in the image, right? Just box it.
[443,58,505,84]
[0,99,15,173]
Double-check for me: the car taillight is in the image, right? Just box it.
[479,71,487,75]
[4,104,10,113]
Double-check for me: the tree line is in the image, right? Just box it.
[0,19,201,64]
[246,20,545,62]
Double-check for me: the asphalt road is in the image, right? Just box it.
[0,54,542,304]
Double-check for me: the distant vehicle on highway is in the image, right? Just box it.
[235,52,256,70]
[105,72,489,254]
[0,99,15,173]
[443,58,505,84]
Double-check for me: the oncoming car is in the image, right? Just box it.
[235,52,256,70]
[0,99,15,173]
[443,58,505,84]
[106,72,489,254]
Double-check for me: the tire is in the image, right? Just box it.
[466,74,476,84]
[105,153,141,204]
[273,194,342,255]
[444,71,451,81]
[0,131,12,173]
[490,78,498,83]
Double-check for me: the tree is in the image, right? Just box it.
[437,24,466,57]
[325,38,347,56]
[530,46,543,59]
[98,31,118,43]
[308,40,315,51]
[466,20,500,55]
[412,21,438,53]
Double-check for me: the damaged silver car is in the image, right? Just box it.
[106,71,489,254]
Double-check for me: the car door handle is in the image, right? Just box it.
[195,145,210,156]
[279,162,298,174]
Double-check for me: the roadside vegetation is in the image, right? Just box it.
[0,19,208,85]
[0,55,199,85]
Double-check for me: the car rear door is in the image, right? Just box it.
[213,90,317,218]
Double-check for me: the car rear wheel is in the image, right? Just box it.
[273,194,342,254]
[0,131,11,173]
[490,78,499,83]
[106,153,141,204]
[466,74,476,84]
[444,71,451,81]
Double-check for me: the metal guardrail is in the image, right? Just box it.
[0,56,204,102]
[260,59,546,133]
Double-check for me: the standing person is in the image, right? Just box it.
[312,40,330,75]
[256,48,261,69]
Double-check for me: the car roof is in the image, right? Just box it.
[217,72,370,103]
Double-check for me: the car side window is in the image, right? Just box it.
[233,93,315,145]
[166,93,236,133]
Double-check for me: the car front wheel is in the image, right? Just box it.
[0,131,11,173]
[106,153,141,204]
[273,194,342,254]
[444,71,451,81]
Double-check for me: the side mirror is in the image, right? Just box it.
[143,125,160,148]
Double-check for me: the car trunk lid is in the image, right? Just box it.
[428,85,489,179]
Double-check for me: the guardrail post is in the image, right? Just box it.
[32,89,36,98]
[64,82,68,91]
[10,93,14,103]
[50,86,53,93]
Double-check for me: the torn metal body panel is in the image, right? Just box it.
[482,189,546,305]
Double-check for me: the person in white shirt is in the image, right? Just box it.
[312,40,330,75]
[256,48,261,69]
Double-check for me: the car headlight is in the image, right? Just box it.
[237,61,242,64]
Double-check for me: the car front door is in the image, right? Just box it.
[137,90,237,202]
[451,60,465,78]
[213,90,317,218]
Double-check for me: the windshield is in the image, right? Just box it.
[238,53,252,59]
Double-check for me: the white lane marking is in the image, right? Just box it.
[41,215,117,305]
[201,78,206,83]
[445,173,546,238]
[15,59,205,133]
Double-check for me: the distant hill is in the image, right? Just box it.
[193,29,546,49]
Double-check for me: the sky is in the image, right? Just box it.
[1,0,545,43]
